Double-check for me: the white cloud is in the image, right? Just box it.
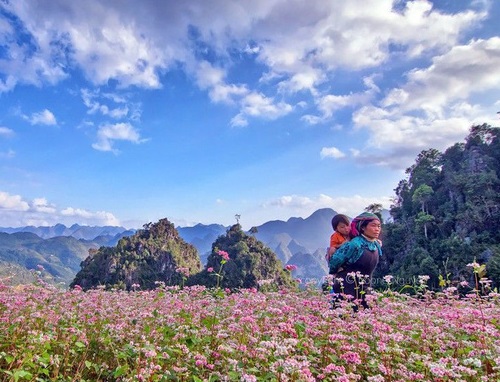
[300,115,323,125]
[92,122,146,153]
[348,36,500,169]
[81,88,136,119]
[383,37,500,117]
[230,91,293,127]
[31,198,57,214]
[254,0,484,84]
[61,207,120,226]
[209,83,249,104]
[194,61,226,90]
[0,192,30,211]
[0,127,14,137]
[302,74,380,124]
[261,193,392,221]
[230,113,248,128]
[265,195,314,208]
[0,191,121,227]
[24,109,57,126]
[0,75,17,93]
[277,68,324,95]
[320,146,346,159]
[2,0,485,125]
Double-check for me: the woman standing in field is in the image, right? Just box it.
[329,212,382,309]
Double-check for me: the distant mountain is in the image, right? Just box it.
[0,223,134,241]
[176,224,227,264]
[0,232,96,286]
[80,230,137,247]
[251,208,337,282]
[288,248,328,286]
[254,208,336,255]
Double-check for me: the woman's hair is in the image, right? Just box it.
[331,214,350,230]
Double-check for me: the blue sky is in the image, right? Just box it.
[0,0,499,230]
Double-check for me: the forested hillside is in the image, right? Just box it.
[0,232,93,286]
[71,219,202,290]
[375,124,500,289]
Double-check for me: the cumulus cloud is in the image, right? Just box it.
[320,146,346,159]
[0,192,30,211]
[23,109,57,126]
[61,207,120,226]
[81,89,139,119]
[0,191,121,227]
[92,122,147,153]
[262,193,393,221]
[31,198,57,214]
[1,0,486,130]
[0,126,14,137]
[382,37,500,117]
[347,36,500,169]
[231,92,293,127]
[0,0,498,233]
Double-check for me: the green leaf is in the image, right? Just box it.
[14,370,33,380]
[113,365,128,378]
[294,321,306,337]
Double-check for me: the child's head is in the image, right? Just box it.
[331,214,350,236]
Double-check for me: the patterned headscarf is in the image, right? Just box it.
[350,212,380,237]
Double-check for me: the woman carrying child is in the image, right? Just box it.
[329,212,382,309]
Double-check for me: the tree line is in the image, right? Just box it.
[373,124,500,290]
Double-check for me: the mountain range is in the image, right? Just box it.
[0,208,345,287]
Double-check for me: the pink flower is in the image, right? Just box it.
[176,267,190,277]
[218,250,230,260]
[285,264,298,271]
[207,267,214,273]
[340,351,362,364]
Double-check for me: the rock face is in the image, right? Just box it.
[188,224,296,290]
[70,218,201,290]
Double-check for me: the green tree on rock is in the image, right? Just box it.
[70,218,202,291]
[188,224,296,290]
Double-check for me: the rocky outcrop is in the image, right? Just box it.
[70,218,201,290]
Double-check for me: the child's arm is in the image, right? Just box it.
[325,243,343,261]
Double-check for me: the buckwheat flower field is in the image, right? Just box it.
[1,283,499,381]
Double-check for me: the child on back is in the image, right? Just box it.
[325,214,350,263]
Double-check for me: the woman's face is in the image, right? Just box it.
[363,220,381,239]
